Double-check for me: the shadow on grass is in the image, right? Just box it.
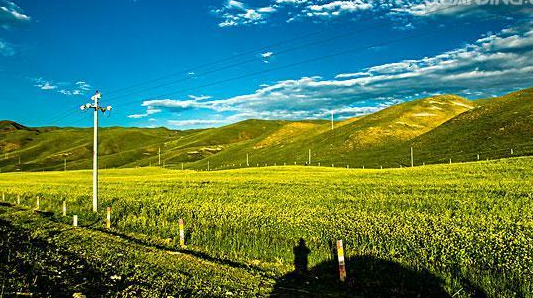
[270,254,453,298]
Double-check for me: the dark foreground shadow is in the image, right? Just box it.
[270,254,452,298]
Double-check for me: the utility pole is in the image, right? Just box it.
[80,91,112,213]
[410,147,414,167]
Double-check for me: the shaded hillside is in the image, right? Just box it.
[407,87,533,164]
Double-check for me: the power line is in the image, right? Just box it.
[111,12,510,110]
[103,2,478,105]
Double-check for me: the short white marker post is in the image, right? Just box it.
[62,200,67,216]
[346,165,349,169]
[477,154,480,161]
[36,196,40,210]
[449,159,452,164]
[380,166,383,169]
[362,165,365,169]
[318,162,321,166]
[1,191,4,201]
[337,240,347,282]
[17,194,20,205]
[179,219,185,248]
[106,207,111,229]
[332,164,334,167]
[73,215,78,227]
[511,148,514,155]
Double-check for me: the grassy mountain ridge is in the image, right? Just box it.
[1,87,531,172]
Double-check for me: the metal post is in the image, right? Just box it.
[93,96,98,213]
[80,91,111,213]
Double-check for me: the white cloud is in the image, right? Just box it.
[0,0,30,29]
[167,119,226,127]
[32,77,92,96]
[189,95,212,101]
[0,38,14,56]
[136,21,533,127]
[214,0,279,27]
[304,0,373,18]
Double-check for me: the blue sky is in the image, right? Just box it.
[0,0,532,129]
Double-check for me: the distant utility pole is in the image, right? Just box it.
[158,146,161,166]
[80,91,112,213]
[410,147,414,167]
[331,111,334,130]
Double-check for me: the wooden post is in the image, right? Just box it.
[511,148,514,155]
[178,219,185,248]
[73,215,78,227]
[181,163,184,170]
[62,200,67,216]
[246,154,249,166]
[106,207,111,229]
[337,240,347,282]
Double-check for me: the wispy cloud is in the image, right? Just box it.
[0,38,14,56]
[32,77,93,97]
[167,119,226,127]
[139,21,533,127]
[0,0,30,29]
[261,51,274,63]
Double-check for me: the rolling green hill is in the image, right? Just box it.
[1,87,532,172]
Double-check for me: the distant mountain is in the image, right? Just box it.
[0,120,33,133]
[0,87,531,172]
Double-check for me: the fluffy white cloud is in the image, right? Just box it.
[304,0,373,18]
[139,21,533,127]
[213,0,532,27]
[214,0,278,27]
